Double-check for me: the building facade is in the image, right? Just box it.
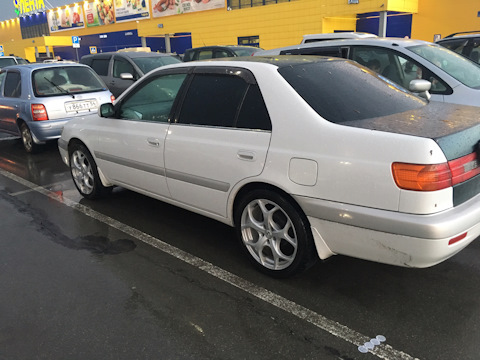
[0,0,478,62]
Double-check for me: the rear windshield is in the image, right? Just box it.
[278,60,426,123]
[33,66,107,97]
[407,44,480,88]
[233,48,263,57]
[0,58,17,68]
[132,56,181,74]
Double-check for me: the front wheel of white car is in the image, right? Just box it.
[234,189,317,278]
[69,143,110,200]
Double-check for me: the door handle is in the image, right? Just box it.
[237,150,255,161]
[147,138,160,147]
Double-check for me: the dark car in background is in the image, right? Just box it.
[0,56,29,68]
[436,31,480,64]
[80,50,181,97]
[182,45,263,62]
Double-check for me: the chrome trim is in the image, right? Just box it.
[95,151,166,176]
[94,151,230,192]
[294,194,480,239]
[166,169,230,192]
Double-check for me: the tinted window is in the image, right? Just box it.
[0,58,17,68]
[4,72,21,97]
[196,50,214,60]
[132,56,180,74]
[407,44,480,88]
[178,74,248,127]
[33,66,106,97]
[232,47,262,56]
[351,46,449,94]
[113,58,135,78]
[236,84,271,131]
[278,60,426,123]
[90,58,110,76]
[118,73,187,122]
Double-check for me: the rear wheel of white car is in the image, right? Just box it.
[20,123,39,153]
[69,143,110,199]
[235,189,317,278]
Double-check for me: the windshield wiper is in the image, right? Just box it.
[44,77,74,98]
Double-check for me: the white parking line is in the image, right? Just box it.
[0,136,20,141]
[9,180,71,196]
[0,167,419,360]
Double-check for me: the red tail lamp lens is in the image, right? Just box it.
[31,104,48,121]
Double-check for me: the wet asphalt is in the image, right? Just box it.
[0,135,479,360]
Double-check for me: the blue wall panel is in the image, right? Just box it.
[53,29,191,61]
[357,11,412,38]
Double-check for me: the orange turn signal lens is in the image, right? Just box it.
[392,162,452,191]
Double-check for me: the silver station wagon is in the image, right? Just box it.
[0,63,113,153]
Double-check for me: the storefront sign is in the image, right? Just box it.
[115,0,150,22]
[47,5,85,32]
[85,0,115,27]
[14,0,45,17]
[152,0,224,18]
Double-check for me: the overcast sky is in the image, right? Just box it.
[2,0,75,22]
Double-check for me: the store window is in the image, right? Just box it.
[227,0,292,10]
[238,36,260,47]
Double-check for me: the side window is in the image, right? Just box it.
[0,72,6,90]
[118,73,187,122]
[196,50,214,60]
[90,58,110,76]
[236,84,271,131]
[438,39,469,55]
[214,50,230,58]
[4,72,21,98]
[177,74,248,127]
[113,58,136,78]
[351,46,448,94]
[281,46,345,58]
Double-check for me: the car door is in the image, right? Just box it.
[0,70,23,134]
[96,70,188,199]
[164,67,272,217]
[109,55,139,97]
[349,46,451,102]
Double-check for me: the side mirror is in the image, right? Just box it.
[409,79,431,101]
[120,72,135,81]
[99,103,115,118]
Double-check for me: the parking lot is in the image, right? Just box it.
[1,133,479,360]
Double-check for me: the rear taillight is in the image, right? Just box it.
[31,104,48,121]
[392,151,480,191]
[110,95,115,103]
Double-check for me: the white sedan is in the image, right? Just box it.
[59,56,480,277]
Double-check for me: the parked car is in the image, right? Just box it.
[0,56,29,68]
[0,63,113,153]
[256,38,480,107]
[80,51,181,97]
[182,45,263,62]
[300,32,377,44]
[59,56,480,277]
[436,31,480,64]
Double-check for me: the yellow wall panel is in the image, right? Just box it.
[412,0,480,42]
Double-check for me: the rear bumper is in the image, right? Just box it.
[295,194,480,267]
[28,119,69,142]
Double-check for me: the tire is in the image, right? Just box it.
[69,143,111,199]
[20,123,39,154]
[234,189,317,278]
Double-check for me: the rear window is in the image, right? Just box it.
[232,48,262,57]
[132,56,181,74]
[0,58,17,68]
[33,66,107,97]
[278,60,426,123]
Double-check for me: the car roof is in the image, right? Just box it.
[185,45,260,52]
[301,32,377,42]
[88,51,173,58]
[438,31,480,40]
[1,62,90,72]
[256,37,433,55]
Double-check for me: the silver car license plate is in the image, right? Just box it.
[65,99,97,112]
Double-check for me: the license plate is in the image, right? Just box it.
[65,99,97,112]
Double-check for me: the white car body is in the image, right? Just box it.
[58,57,480,276]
